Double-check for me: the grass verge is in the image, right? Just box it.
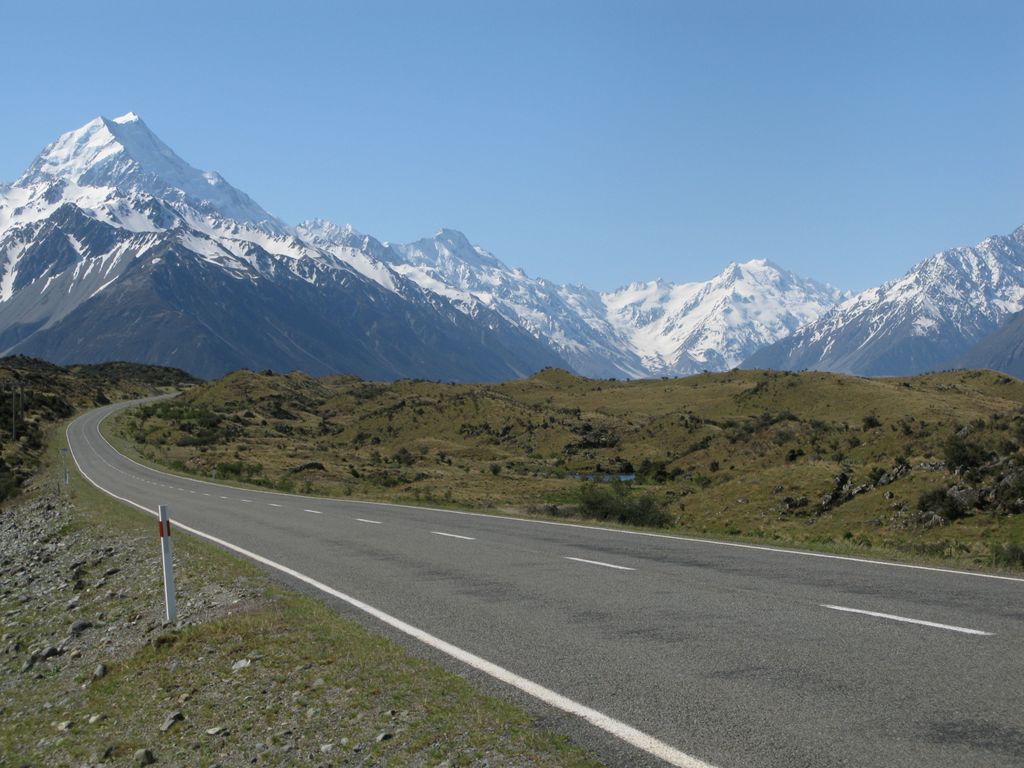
[0,424,603,767]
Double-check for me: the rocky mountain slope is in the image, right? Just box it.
[304,222,843,378]
[1,113,842,381]
[745,226,1024,376]
[956,307,1024,378]
[0,114,563,380]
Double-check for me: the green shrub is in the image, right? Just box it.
[917,488,966,521]
[943,435,988,472]
[578,481,671,527]
[215,460,264,481]
[990,542,1024,568]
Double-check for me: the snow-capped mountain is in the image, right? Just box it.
[601,261,842,375]
[386,232,842,377]
[15,112,281,231]
[296,223,842,378]
[0,112,847,381]
[386,229,650,378]
[745,226,1024,375]
[0,114,564,379]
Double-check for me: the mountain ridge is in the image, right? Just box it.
[10,112,980,381]
[0,113,566,380]
[744,226,1024,376]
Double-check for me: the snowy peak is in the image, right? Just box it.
[601,259,843,374]
[0,114,849,382]
[745,226,1024,376]
[22,112,192,188]
[295,219,361,246]
[393,228,504,273]
[17,113,280,230]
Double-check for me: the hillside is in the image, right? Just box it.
[111,367,1024,569]
[0,355,195,498]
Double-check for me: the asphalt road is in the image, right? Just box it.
[67,400,1024,768]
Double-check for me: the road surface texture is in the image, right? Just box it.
[68,401,1024,768]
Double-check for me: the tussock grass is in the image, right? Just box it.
[108,367,1024,571]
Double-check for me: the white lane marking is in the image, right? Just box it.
[87,405,1024,584]
[268,503,283,508]
[202,493,211,497]
[240,499,253,503]
[821,604,993,636]
[565,556,635,572]
[67,418,715,768]
[304,509,322,515]
[356,518,383,525]
[432,531,475,541]
[219,496,229,500]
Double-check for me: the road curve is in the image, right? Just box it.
[68,400,1024,768]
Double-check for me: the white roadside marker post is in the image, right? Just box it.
[158,505,177,625]
[59,447,69,487]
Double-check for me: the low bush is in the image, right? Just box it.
[990,542,1024,568]
[917,488,966,521]
[944,435,989,473]
[577,481,672,527]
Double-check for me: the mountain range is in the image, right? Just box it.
[0,113,1020,380]
[745,226,1024,376]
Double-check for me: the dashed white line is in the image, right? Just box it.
[70,412,716,768]
[821,604,993,636]
[88,403,1024,584]
[304,509,322,515]
[565,556,635,572]
[219,496,229,500]
[431,531,475,541]
[240,499,253,503]
[268,503,283,508]
[356,518,382,525]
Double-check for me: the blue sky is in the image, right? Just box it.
[5,1,1023,291]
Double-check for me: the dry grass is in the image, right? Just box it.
[108,367,1024,571]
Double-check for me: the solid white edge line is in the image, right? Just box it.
[821,604,993,636]
[565,556,636,572]
[431,531,476,541]
[356,518,382,525]
[90,403,1024,584]
[66,415,715,768]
